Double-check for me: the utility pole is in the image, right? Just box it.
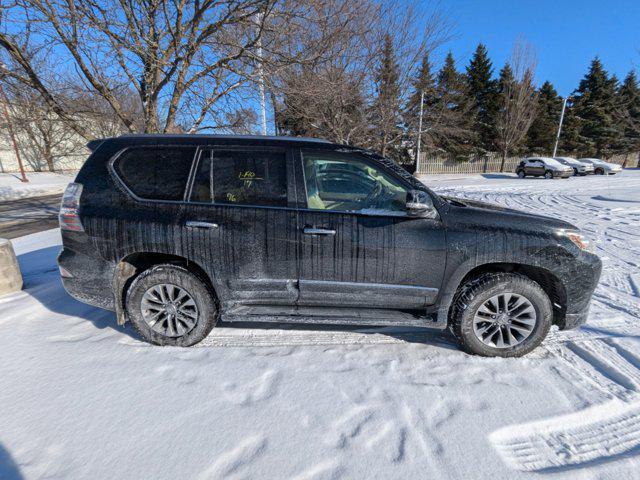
[256,12,267,135]
[552,97,568,158]
[415,91,425,173]
[0,81,28,182]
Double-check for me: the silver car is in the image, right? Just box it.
[554,157,594,176]
[578,158,623,175]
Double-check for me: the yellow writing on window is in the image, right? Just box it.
[238,170,263,188]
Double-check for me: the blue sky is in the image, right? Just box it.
[440,0,639,96]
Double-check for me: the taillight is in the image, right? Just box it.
[59,182,84,231]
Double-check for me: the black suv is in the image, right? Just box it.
[58,135,601,357]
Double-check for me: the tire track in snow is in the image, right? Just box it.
[490,338,640,471]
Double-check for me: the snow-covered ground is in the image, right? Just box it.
[0,172,74,201]
[1,171,639,479]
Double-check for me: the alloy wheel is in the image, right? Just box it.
[472,293,537,348]
[141,283,199,337]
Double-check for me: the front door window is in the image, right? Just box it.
[302,153,408,215]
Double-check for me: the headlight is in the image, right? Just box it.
[557,230,593,252]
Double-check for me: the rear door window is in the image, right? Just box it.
[114,146,196,201]
[189,150,287,207]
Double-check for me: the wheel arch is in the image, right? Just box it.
[112,251,217,325]
[441,262,567,327]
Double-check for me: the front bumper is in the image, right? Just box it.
[555,170,574,178]
[562,305,592,330]
[555,251,602,330]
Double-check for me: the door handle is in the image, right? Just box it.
[303,227,336,236]
[186,221,219,229]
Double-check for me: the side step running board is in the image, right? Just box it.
[221,311,446,330]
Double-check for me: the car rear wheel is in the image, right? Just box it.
[126,264,218,346]
[544,171,553,179]
[449,273,552,357]
[517,170,526,178]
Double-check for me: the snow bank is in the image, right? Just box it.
[0,172,75,201]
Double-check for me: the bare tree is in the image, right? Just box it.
[274,0,451,159]
[495,39,538,171]
[0,0,296,138]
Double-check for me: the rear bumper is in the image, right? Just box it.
[57,246,116,310]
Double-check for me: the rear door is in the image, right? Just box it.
[184,146,299,309]
[294,149,446,310]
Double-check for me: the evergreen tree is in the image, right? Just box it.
[404,53,438,159]
[434,51,476,154]
[617,70,640,152]
[526,81,563,155]
[465,43,499,151]
[498,63,515,89]
[570,57,621,157]
[370,33,403,161]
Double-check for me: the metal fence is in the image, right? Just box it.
[416,151,640,175]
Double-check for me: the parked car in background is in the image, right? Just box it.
[554,157,594,176]
[57,135,602,357]
[516,157,573,179]
[578,158,623,175]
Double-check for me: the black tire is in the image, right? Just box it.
[126,264,218,346]
[544,170,553,179]
[449,273,552,357]
[595,168,605,175]
[573,168,579,176]
[517,170,526,178]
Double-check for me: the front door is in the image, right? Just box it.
[184,147,299,309]
[526,159,544,176]
[294,150,446,310]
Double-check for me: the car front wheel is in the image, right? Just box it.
[544,171,553,179]
[126,264,218,346]
[595,168,605,175]
[449,273,552,357]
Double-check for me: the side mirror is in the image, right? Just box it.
[406,190,438,219]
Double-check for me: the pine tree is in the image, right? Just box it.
[570,57,621,157]
[434,52,476,154]
[617,70,640,153]
[404,53,438,159]
[526,81,563,155]
[465,43,499,151]
[370,33,403,160]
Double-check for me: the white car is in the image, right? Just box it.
[578,158,623,175]
[554,157,594,176]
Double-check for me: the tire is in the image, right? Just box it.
[595,168,605,175]
[448,273,552,357]
[544,170,553,179]
[126,264,218,346]
[517,170,526,178]
[573,168,579,176]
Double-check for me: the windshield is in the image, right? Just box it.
[543,158,565,168]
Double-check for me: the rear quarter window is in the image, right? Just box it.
[114,146,196,201]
